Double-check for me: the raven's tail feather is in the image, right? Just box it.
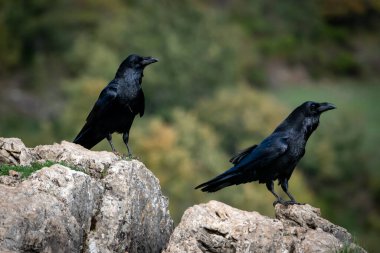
[73,124,105,150]
[195,170,239,193]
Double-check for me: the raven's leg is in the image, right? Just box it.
[106,134,117,152]
[280,178,302,205]
[122,132,132,157]
[266,181,285,206]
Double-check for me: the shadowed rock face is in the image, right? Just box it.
[163,201,366,253]
[0,137,173,253]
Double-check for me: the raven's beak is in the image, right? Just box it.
[318,102,336,113]
[141,56,159,66]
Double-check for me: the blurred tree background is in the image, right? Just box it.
[1,0,379,250]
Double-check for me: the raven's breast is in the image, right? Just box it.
[97,102,135,134]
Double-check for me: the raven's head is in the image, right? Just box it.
[302,101,336,116]
[295,101,336,138]
[125,54,159,69]
[116,54,158,77]
[278,101,336,137]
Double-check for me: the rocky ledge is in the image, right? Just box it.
[0,137,366,253]
[0,137,173,253]
[163,200,365,253]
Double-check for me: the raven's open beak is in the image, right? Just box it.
[141,56,159,66]
[318,102,336,113]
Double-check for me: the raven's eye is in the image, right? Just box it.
[310,103,317,110]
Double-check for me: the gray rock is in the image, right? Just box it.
[1,137,365,253]
[87,160,173,253]
[34,140,119,178]
[0,137,34,166]
[163,200,366,253]
[0,138,173,253]
[0,165,100,253]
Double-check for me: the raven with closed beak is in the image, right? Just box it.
[74,54,158,156]
[195,101,336,206]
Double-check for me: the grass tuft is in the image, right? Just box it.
[0,161,82,179]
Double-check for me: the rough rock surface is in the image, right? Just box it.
[0,137,367,253]
[163,200,366,253]
[87,160,174,253]
[0,165,101,252]
[0,137,173,253]
[0,137,34,166]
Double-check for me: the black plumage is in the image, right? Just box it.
[195,101,336,206]
[73,54,158,156]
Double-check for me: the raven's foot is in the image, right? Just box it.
[283,200,304,206]
[120,154,140,161]
[273,199,304,207]
[112,151,124,158]
[120,154,132,160]
[272,198,286,207]
[112,151,136,161]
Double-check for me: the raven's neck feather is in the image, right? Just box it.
[301,117,320,140]
[116,68,144,85]
[275,110,320,141]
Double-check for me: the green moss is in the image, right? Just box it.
[0,160,82,179]
[100,168,108,179]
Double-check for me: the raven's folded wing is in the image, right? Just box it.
[137,91,145,117]
[86,85,118,123]
[196,135,289,192]
[229,144,258,165]
[73,85,118,146]
[234,134,289,170]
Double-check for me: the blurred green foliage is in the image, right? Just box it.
[0,0,379,251]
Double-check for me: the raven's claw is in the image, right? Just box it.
[283,200,304,206]
[273,198,286,207]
